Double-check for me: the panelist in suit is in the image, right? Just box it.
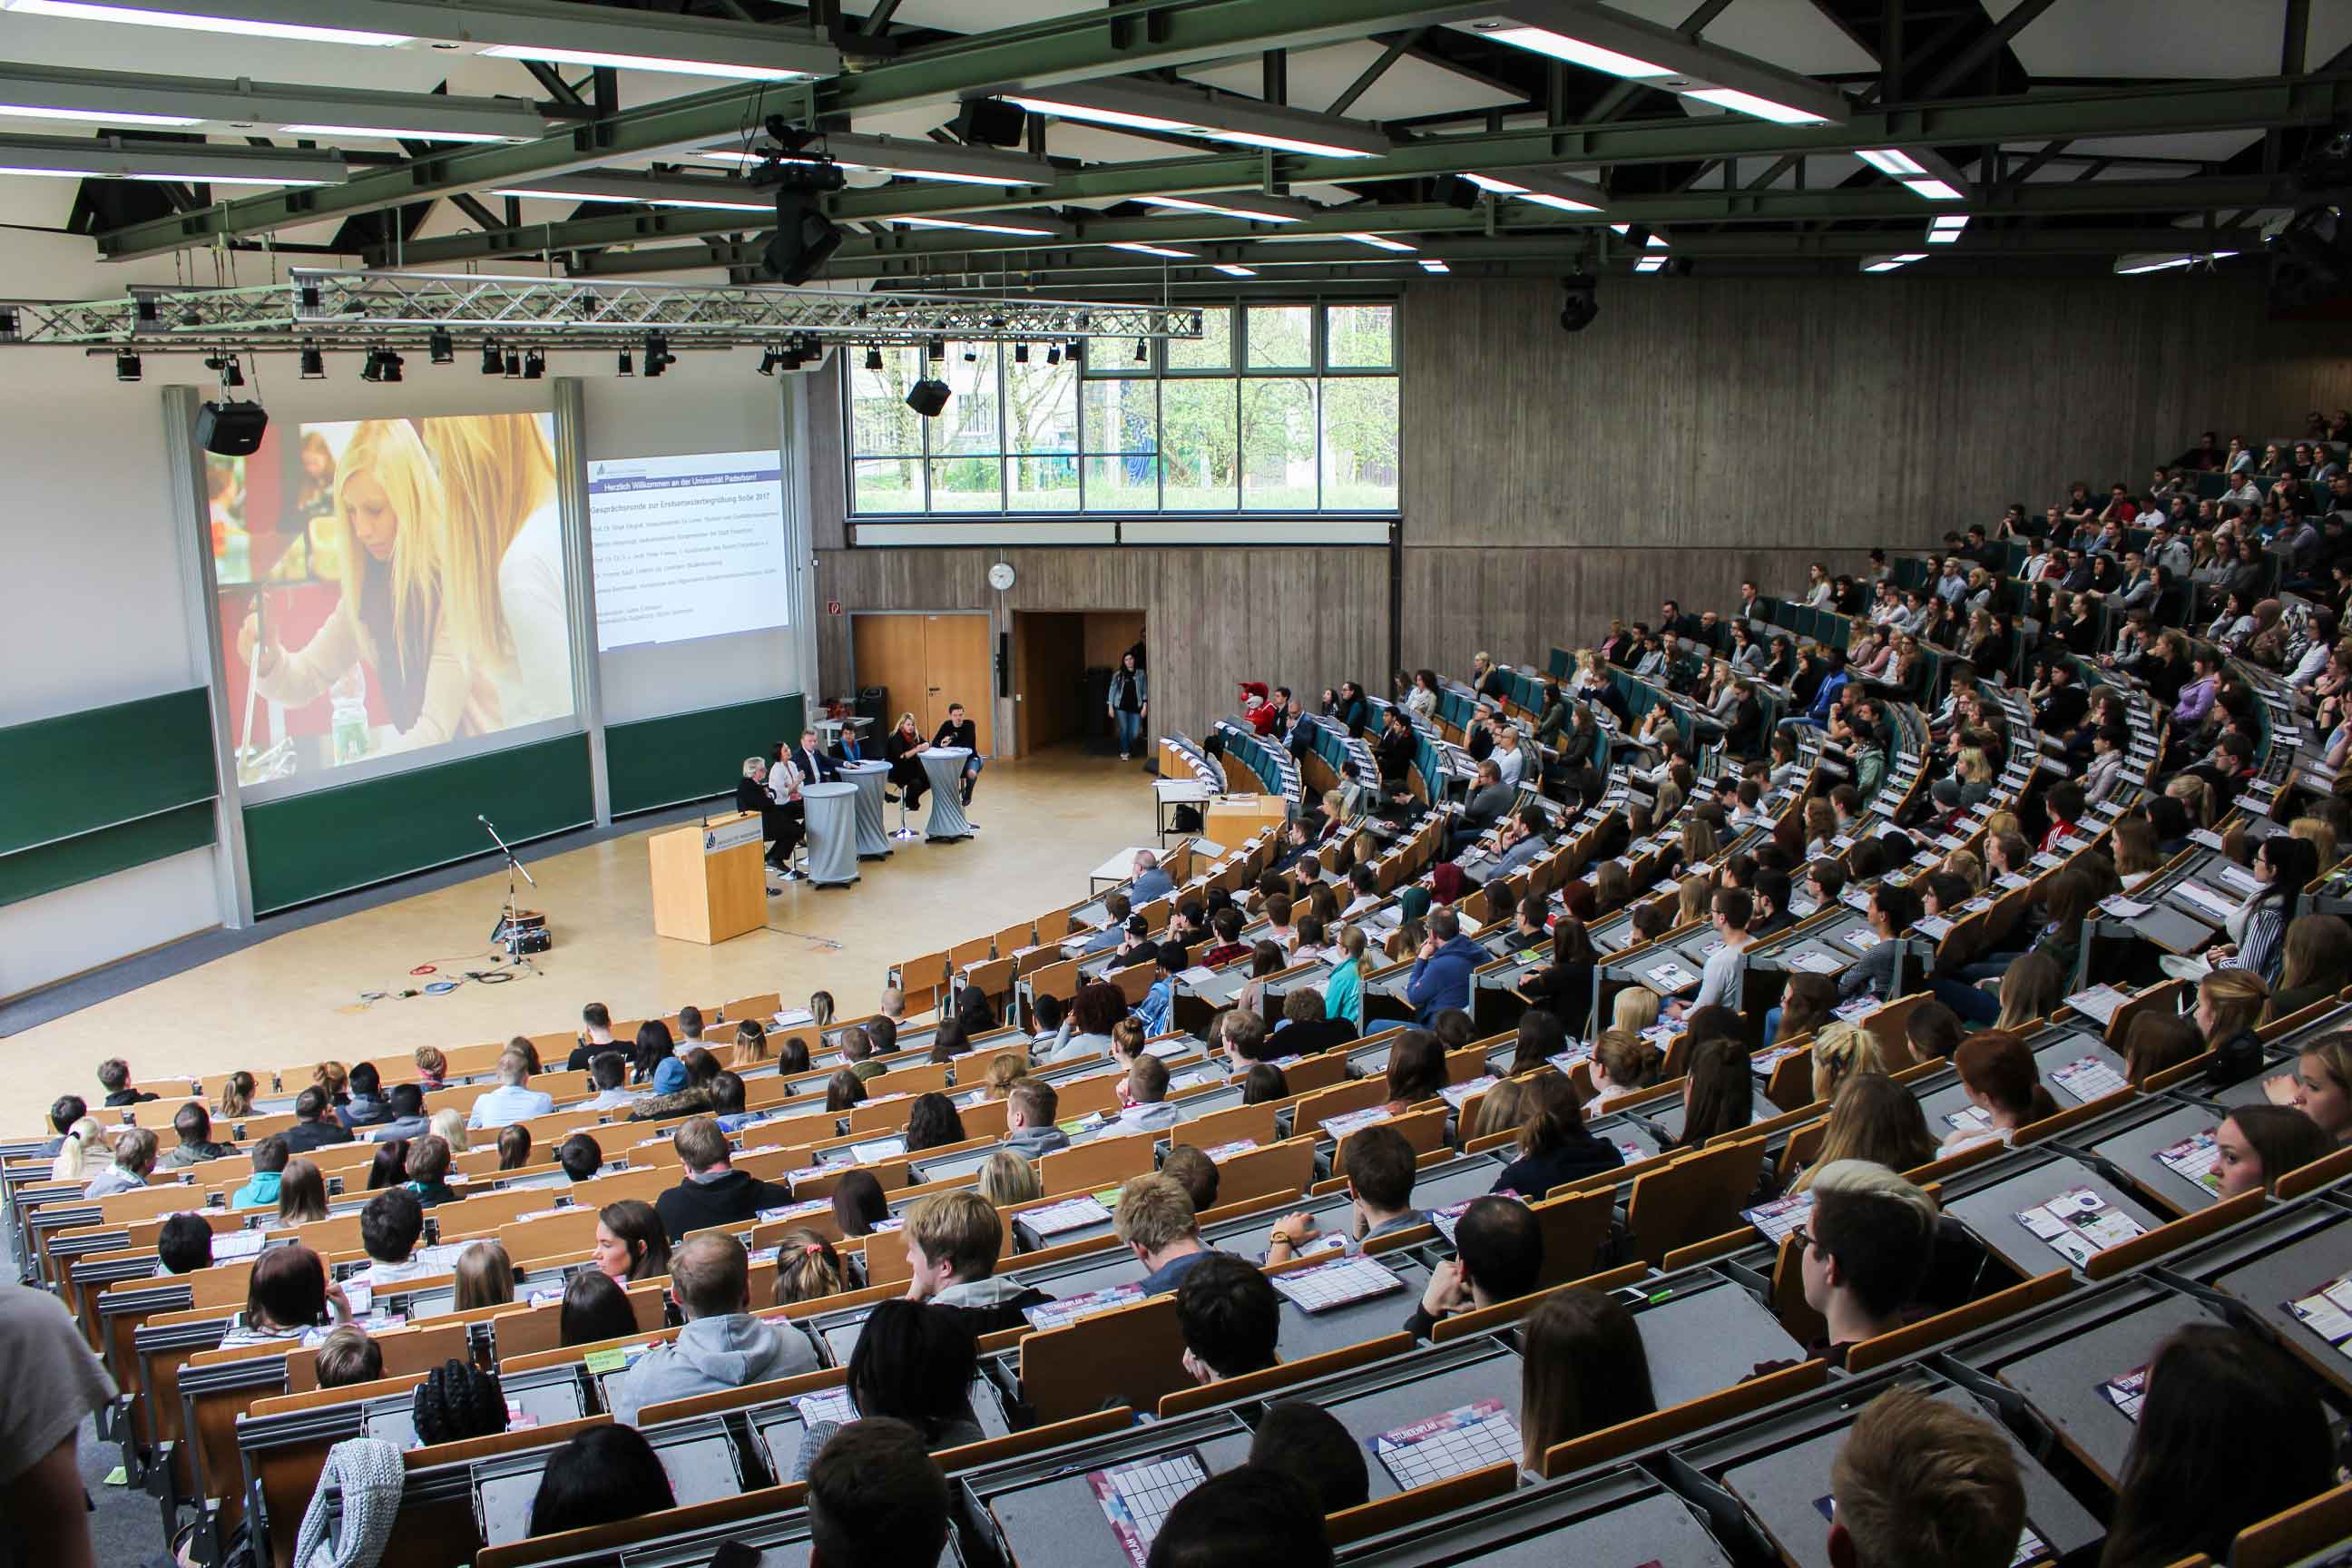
[784,727,840,789]
[932,701,983,811]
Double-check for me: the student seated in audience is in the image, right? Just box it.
[1247,1401,1370,1514]
[313,1326,383,1391]
[1519,1288,1656,1471]
[973,1151,1039,1209]
[804,1418,954,1568]
[1827,1386,2024,1568]
[335,1063,393,1131]
[230,1134,289,1210]
[905,1093,966,1152]
[2211,1105,2337,1197]
[557,1132,604,1182]
[1379,1028,1447,1113]
[793,1299,983,1479]
[223,1244,351,1348]
[412,1359,508,1446]
[454,1240,514,1311]
[581,1053,634,1112]
[653,1115,792,1241]
[156,1212,213,1275]
[1115,1174,1216,1295]
[280,1087,353,1154]
[775,1230,848,1307]
[96,1056,155,1107]
[1148,1465,1334,1568]
[1267,985,1355,1055]
[1936,1031,2059,1158]
[825,1067,867,1112]
[496,1123,532,1171]
[1160,1144,1220,1212]
[1905,1001,1965,1063]
[1000,1080,1069,1160]
[1134,941,1185,1036]
[901,1191,1054,1334]
[1267,1123,1424,1263]
[83,1126,156,1200]
[1242,1063,1290,1105]
[1403,1195,1543,1338]
[1175,1254,1282,1386]
[358,1188,433,1287]
[40,1093,86,1160]
[1494,1071,1624,1196]
[1586,1031,1661,1115]
[2100,1326,2333,1568]
[1789,1074,1937,1193]
[560,1269,640,1347]
[1406,906,1486,1025]
[2196,968,2270,1088]
[365,1082,430,1143]
[159,1103,233,1170]
[565,1001,618,1072]
[1798,1161,1937,1366]
[1217,1008,1270,1077]
[610,1233,816,1424]
[275,1157,328,1224]
[1105,1052,1181,1133]
[527,1424,676,1538]
[2265,1031,2350,1142]
[404,1135,459,1206]
[2119,1011,2202,1086]
[833,1169,890,1238]
[593,1198,671,1283]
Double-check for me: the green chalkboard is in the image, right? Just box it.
[0,687,218,857]
[605,693,807,818]
[243,730,594,915]
[0,799,216,909]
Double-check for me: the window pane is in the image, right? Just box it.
[936,342,1001,455]
[1004,351,1078,455]
[1245,304,1313,369]
[1010,456,1080,512]
[1081,337,1150,377]
[1084,455,1160,513]
[1240,378,1318,511]
[1325,303,1395,369]
[1161,377,1238,511]
[1082,377,1157,459]
[852,457,923,514]
[849,346,926,456]
[928,456,1004,513]
[1166,305,1232,372]
[1320,375,1398,509]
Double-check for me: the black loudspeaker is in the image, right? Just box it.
[905,377,952,417]
[956,97,1027,148]
[196,399,270,456]
[997,631,1011,697]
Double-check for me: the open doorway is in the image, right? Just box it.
[1012,609,1144,756]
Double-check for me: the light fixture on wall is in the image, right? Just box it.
[426,328,454,365]
[299,343,324,378]
[479,339,502,376]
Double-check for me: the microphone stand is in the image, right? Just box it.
[480,815,540,968]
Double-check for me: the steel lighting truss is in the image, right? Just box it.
[0,268,1201,356]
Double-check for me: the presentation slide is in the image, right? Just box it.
[211,412,574,791]
[587,449,791,652]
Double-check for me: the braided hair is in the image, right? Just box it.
[410,1358,509,1446]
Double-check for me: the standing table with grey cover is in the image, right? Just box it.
[799,781,860,887]
[922,746,975,840]
[837,759,893,859]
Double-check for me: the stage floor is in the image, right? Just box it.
[3,748,1159,1113]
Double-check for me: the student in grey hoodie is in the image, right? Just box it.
[999,1081,1070,1161]
[791,1299,985,1481]
[334,1063,394,1131]
[365,1083,432,1144]
[900,1191,1055,1336]
[608,1233,817,1425]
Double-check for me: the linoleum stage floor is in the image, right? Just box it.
[2,748,1158,1114]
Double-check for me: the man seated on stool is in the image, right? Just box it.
[1175,1255,1281,1386]
[784,727,839,789]
[609,1233,816,1424]
[738,757,797,877]
[1265,1124,1426,1264]
[1114,1173,1216,1295]
[1400,1195,1542,1338]
[932,701,982,817]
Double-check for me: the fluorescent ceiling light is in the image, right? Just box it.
[1110,241,1196,258]
[493,186,768,212]
[1862,260,1904,273]
[1856,148,1926,176]
[0,131,343,183]
[1634,255,1665,272]
[699,132,1049,188]
[1138,194,1310,224]
[1903,178,1963,201]
[1459,5,1847,127]
[0,65,549,142]
[1643,232,1669,248]
[0,0,840,81]
[894,215,1066,238]
[490,172,772,211]
[2,1,408,44]
[1926,214,1968,244]
[2115,250,2237,275]
[1418,259,1450,273]
[1340,232,1415,251]
[1213,263,1256,277]
[1930,214,1968,229]
[988,78,1388,159]
[1893,252,1927,262]
[1464,169,1605,213]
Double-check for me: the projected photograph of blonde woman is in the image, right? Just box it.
[424,413,573,729]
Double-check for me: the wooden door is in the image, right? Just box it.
[851,612,993,756]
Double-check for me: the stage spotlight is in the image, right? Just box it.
[114,349,141,381]
[645,333,674,377]
[615,349,634,377]
[1067,338,1085,365]
[1558,273,1599,333]
[905,377,951,417]
[955,96,1027,148]
[503,349,522,378]
[1014,342,1030,364]
[1045,344,1061,365]
[480,340,502,376]
[522,348,545,380]
[360,347,404,383]
[427,328,455,365]
[299,344,325,379]
[1440,174,1483,211]
[926,336,946,362]
[1133,338,1148,362]
[750,148,847,285]
[205,354,244,388]
[758,345,786,376]
[379,348,403,383]
[863,345,883,371]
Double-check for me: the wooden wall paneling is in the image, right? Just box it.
[925,612,995,753]
[1083,611,1148,669]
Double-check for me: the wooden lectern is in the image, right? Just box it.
[648,811,766,945]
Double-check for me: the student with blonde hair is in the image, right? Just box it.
[422,413,568,727]
[1809,1023,1889,1105]
[976,1150,1043,1208]
[212,1070,258,1120]
[1992,950,2065,1032]
[773,1229,845,1306]
[2197,968,2270,1087]
[1611,985,1661,1036]
[240,417,490,750]
[428,1107,469,1152]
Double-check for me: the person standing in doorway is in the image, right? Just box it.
[1109,652,1149,761]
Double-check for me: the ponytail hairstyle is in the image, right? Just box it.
[772,1228,845,1306]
